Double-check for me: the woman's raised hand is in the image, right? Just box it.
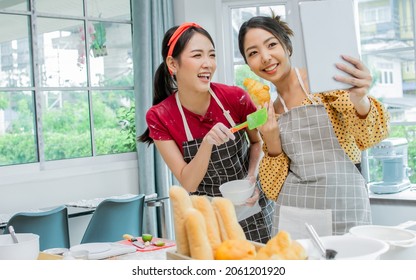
[257,101,283,156]
[203,122,236,146]
[334,55,372,116]
[334,55,372,104]
[258,101,279,137]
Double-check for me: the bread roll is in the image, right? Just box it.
[169,185,193,256]
[190,195,222,251]
[243,78,271,107]
[211,197,246,241]
[184,208,214,260]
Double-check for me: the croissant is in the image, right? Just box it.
[243,78,271,107]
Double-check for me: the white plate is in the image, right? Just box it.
[349,225,416,247]
[70,242,111,254]
[43,247,69,255]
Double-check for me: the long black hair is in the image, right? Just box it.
[238,15,294,63]
[138,25,215,145]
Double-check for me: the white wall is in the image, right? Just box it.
[173,0,225,82]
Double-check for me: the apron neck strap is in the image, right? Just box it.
[208,88,236,127]
[175,92,194,141]
[279,68,318,112]
[295,67,318,105]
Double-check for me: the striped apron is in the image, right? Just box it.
[176,88,274,243]
[272,69,372,239]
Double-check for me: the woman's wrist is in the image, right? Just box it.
[353,96,371,118]
[263,136,281,156]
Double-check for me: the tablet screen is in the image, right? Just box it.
[299,0,360,93]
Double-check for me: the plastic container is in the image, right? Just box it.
[297,235,389,260]
[219,179,255,206]
[349,224,416,260]
[0,233,40,260]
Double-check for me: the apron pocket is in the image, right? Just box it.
[278,205,332,239]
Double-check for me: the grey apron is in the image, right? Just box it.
[176,89,274,243]
[273,69,371,239]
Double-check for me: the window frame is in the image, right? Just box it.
[0,0,136,172]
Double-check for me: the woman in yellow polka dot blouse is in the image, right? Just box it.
[238,15,390,239]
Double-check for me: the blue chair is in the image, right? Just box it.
[4,205,70,251]
[81,194,145,244]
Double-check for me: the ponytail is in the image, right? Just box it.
[137,62,177,145]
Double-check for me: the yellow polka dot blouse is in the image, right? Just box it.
[259,90,390,201]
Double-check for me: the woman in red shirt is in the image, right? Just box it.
[139,23,274,243]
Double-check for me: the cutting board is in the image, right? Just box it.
[119,237,175,252]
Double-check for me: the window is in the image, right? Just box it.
[0,0,135,166]
[358,0,416,185]
[225,0,416,185]
[362,6,391,24]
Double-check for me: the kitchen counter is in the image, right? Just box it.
[369,185,416,201]
[368,185,416,229]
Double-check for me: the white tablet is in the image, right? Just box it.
[299,0,360,93]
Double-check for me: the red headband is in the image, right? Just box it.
[167,22,202,75]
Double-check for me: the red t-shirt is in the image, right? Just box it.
[146,82,256,153]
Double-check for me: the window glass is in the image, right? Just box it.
[89,22,133,87]
[358,0,415,184]
[87,0,131,20]
[42,91,92,161]
[389,125,416,183]
[359,0,415,105]
[92,90,135,155]
[37,18,87,87]
[0,90,37,166]
[36,0,84,17]
[0,14,32,88]
[0,0,28,11]
[0,0,134,167]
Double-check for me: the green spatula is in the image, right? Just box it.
[230,107,268,133]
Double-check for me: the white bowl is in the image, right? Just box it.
[219,179,255,206]
[297,235,389,260]
[0,233,40,260]
[349,225,416,246]
[349,225,416,260]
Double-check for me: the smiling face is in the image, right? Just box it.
[171,32,216,94]
[243,28,291,85]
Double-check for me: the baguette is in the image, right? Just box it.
[184,208,214,260]
[169,185,193,256]
[211,197,246,241]
[190,195,222,251]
